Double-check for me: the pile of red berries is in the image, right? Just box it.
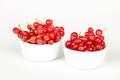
[13,19,64,45]
[65,27,105,51]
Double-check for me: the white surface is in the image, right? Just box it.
[0,0,120,80]
[64,46,107,69]
[21,41,60,61]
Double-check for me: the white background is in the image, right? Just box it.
[0,0,120,80]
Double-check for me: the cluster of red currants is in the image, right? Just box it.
[13,19,64,45]
[65,27,105,51]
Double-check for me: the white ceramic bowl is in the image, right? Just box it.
[63,46,107,69]
[20,41,61,61]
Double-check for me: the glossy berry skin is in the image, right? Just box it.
[78,46,85,51]
[27,24,32,30]
[96,29,102,36]
[48,40,54,45]
[36,37,44,44]
[88,27,94,32]
[13,19,65,45]
[88,35,95,41]
[71,32,78,37]
[46,19,53,26]
[43,34,50,41]
[13,27,21,34]
[95,37,102,43]
[65,40,72,48]
[72,44,79,50]
[65,27,105,51]
[33,22,40,29]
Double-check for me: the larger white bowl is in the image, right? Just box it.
[63,46,107,69]
[20,41,61,61]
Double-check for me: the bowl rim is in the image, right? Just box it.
[20,40,61,46]
[64,46,107,53]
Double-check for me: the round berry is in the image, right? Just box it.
[88,27,94,32]
[13,27,21,34]
[48,40,54,45]
[43,34,50,41]
[71,32,78,37]
[65,40,72,48]
[46,19,53,26]
[78,46,85,51]
[72,44,79,50]
[33,22,40,29]
[96,29,102,36]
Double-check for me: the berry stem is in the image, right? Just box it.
[18,24,23,32]
[34,18,45,25]
[103,28,106,31]
[78,32,81,37]
[27,22,34,29]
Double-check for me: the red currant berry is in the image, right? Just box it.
[95,44,103,50]
[96,29,102,36]
[88,35,95,41]
[78,46,85,51]
[99,36,104,41]
[101,41,105,48]
[85,32,89,37]
[70,36,77,41]
[47,27,54,32]
[71,32,78,37]
[36,24,43,30]
[28,37,37,44]
[36,37,44,44]
[27,24,32,30]
[95,37,102,43]
[37,28,44,34]
[48,40,54,45]
[80,36,88,42]
[46,19,53,26]
[22,35,29,41]
[72,44,79,50]
[59,27,64,32]
[33,22,40,29]
[55,35,61,42]
[75,38,82,44]
[43,34,50,41]
[86,41,92,45]
[59,31,64,36]
[65,40,72,48]
[22,31,29,36]
[13,27,21,34]
[17,32,23,38]
[88,27,94,32]
[49,32,55,39]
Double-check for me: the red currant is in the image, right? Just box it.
[33,22,40,29]
[95,37,102,43]
[71,32,78,37]
[96,29,102,36]
[48,40,54,45]
[46,19,53,26]
[13,19,65,45]
[43,34,50,41]
[36,37,44,44]
[65,40,72,48]
[72,44,79,50]
[13,27,21,34]
[65,27,105,51]
[88,27,94,32]
[78,46,85,51]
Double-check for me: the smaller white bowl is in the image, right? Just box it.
[63,46,107,69]
[20,41,61,61]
